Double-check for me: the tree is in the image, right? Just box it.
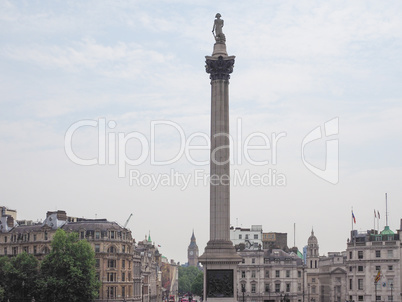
[39,229,100,302]
[178,266,203,295]
[191,272,203,297]
[0,253,40,301]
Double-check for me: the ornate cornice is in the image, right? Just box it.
[205,56,235,81]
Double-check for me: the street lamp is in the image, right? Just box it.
[241,284,246,302]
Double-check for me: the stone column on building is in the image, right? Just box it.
[198,13,241,302]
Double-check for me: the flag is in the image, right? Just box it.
[375,270,381,283]
[374,209,376,218]
[378,210,380,219]
[352,212,356,224]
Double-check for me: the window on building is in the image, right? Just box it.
[376,250,381,258]
[251,284,256,293]
[107,273,116,281]
[252,258,255,264]
[275,283,280,293]
[95,259,100,268]
[122,272,126,281]
[80,231,85,239]
[376,296,381,301]
[349,279,352,290]
[387,250,393,258]
[312,286,316,294]
[388,296,393,301]
[276,270,280,278]
[107,286,116,298]
[4,248,7,255]
[122,260,125,269]
[358,251,363,259]
[310,260,313,268]
[95,244,100,253]
[108,246,116,253]
[312,278,316,283]
[12,247,17,255]
[315,260,317,268]
[358,266,363,272]
[349,251,352,259]
[286,270,290,278]
[376,266,380,271]
[242,271,246,278]
[95,231,100,239]
[44,232,48,240]
[242,258,245,263]
[4,236,7,243]
[33,246,37,254]
[110,231,115,239]
[122,286,126,298]
[286,283,290,292]
[388,265,393,271]
[33,234,36,241]
[349,266,352,272]
[298,283,301,291]
[265,271,269,278]
[265,284,270,293]
[122,245,126,253]
[245,234,249,240]
[128,272,131,281]
[358,279,363,290]
[358,296,363,301]
[108,259,116,268]
[251,271,256,278]
[298,271,301,278]
[254,234,258,239]
[239,235,242,239]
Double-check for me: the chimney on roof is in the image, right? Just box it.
[7,216,14,228]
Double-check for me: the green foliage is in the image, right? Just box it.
[0,253,40,301]
[39,229,101,302]
[191,272,203,296]
[178,266,203,295]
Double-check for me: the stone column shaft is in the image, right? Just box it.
[210,78,230,242]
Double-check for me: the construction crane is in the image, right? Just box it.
[123,213,133,228]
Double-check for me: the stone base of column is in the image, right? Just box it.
[199,241,241,302]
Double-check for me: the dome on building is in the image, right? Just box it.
[380,226,395,235]
[308,229,318,245]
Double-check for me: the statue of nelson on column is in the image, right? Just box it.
[212,13,226,43]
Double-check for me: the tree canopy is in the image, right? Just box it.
[178,266,203,296]
[39,229,101,302]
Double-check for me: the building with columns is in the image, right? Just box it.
[346,222,402,302]
[0,206,165,302]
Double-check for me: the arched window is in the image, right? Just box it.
[108,245,117,253]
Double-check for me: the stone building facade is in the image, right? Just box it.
[0,207,163,302]
[237,247,304,302]
[346,223,402,302]
[231,225,263,249]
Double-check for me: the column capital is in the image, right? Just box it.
[205,55,235,81]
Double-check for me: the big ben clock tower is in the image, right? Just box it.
[188,230,199,267]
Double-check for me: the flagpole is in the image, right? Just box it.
[351,207,354,233]
[385,193,388,226]
[374,209,376,233]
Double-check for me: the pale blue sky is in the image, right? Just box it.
[1,0,402,263]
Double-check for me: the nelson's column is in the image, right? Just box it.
[198,13,242,302]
